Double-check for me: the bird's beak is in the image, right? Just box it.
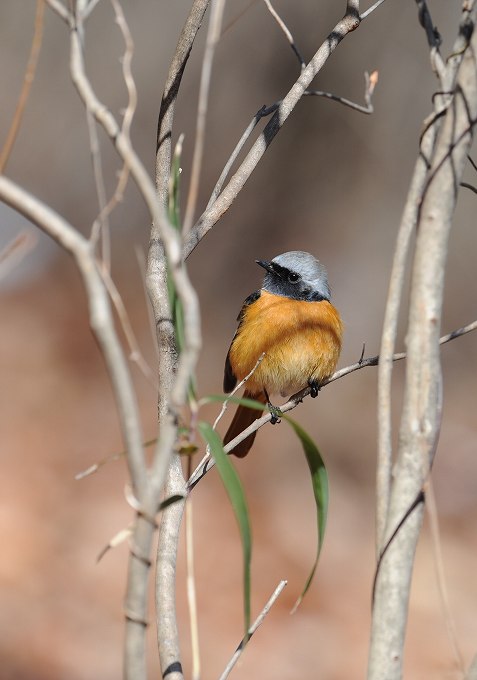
[256,259,274,275]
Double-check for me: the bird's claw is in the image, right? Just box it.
[268,403,282,425]
[308,379,321,398]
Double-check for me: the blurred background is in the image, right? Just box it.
[1,1,477,678]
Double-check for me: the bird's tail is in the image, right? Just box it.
[223,390,267,458]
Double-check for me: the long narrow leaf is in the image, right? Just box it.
[198,421,252,635]
[283,415,329,611]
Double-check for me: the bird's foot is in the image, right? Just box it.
[268,402,282,424]
[308,378,321,398]
[264,389,282,424]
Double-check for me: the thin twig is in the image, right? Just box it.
[211,352,266,431]
[82,0,102,21]
[86,110,111,265]
[185,459,200,680]
[182,0,226,234]
[305,70,378,114]
[0,231,38,281]
[191,353,266,479]
[45,0,71,23]
[205,104,278,210]
[263,0,306,69]
[155,0,210,206]
[425,479,465,674]
[359,0,387,20]
[218,580,287,680]
[0,0,45,173]
[98,265,156,385]
[90,0,137,264]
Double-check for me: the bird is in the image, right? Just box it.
[223,250,342,458]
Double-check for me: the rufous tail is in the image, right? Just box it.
[223,390,267,458]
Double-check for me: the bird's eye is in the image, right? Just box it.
[288,272,300,283]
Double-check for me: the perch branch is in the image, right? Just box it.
[187,318,477,490]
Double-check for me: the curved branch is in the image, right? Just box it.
[0,176,147,497]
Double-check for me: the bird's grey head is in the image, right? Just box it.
[256,250,331,302]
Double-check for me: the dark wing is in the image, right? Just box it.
[223,290,261,393]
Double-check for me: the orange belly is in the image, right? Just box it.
[228,290,342,397]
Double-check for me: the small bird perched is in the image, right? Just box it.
[223,250,342,457]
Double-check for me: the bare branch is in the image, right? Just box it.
[0,176,148,498]
[263,0,306,70]
[369,9,477,677]
[182,0,226,234]
[155,0,210,206]
[425,480,465,673]
[45,0,71,23]
[218,580,288,680]
[0,231,38,281]
[305,70,378,114]
[205,103,278,210]
[375,0,476,554]
[359,0,387,20]
[0,0,45,173]
[98,265,156,385]
[183,3,362,258]
[152,6,211,678]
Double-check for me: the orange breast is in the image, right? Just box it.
[228,290,342,397]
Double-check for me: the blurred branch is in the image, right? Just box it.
[183,2,363,257]
[183,0,226,234]
[0,176,147,499]
[187,318,477,490]
[0,231,38,281]
[369,5,477,677]
[466,655,477,680]
[88,0,137,267]
[98,266,156,385]
[375,0,475,553]
[155,0,210,205]
[44,0,70,23]
[0,0,45,173]
[426,480,465,673]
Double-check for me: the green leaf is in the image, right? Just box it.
[198,421,252,636]
[283,415,329,612]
